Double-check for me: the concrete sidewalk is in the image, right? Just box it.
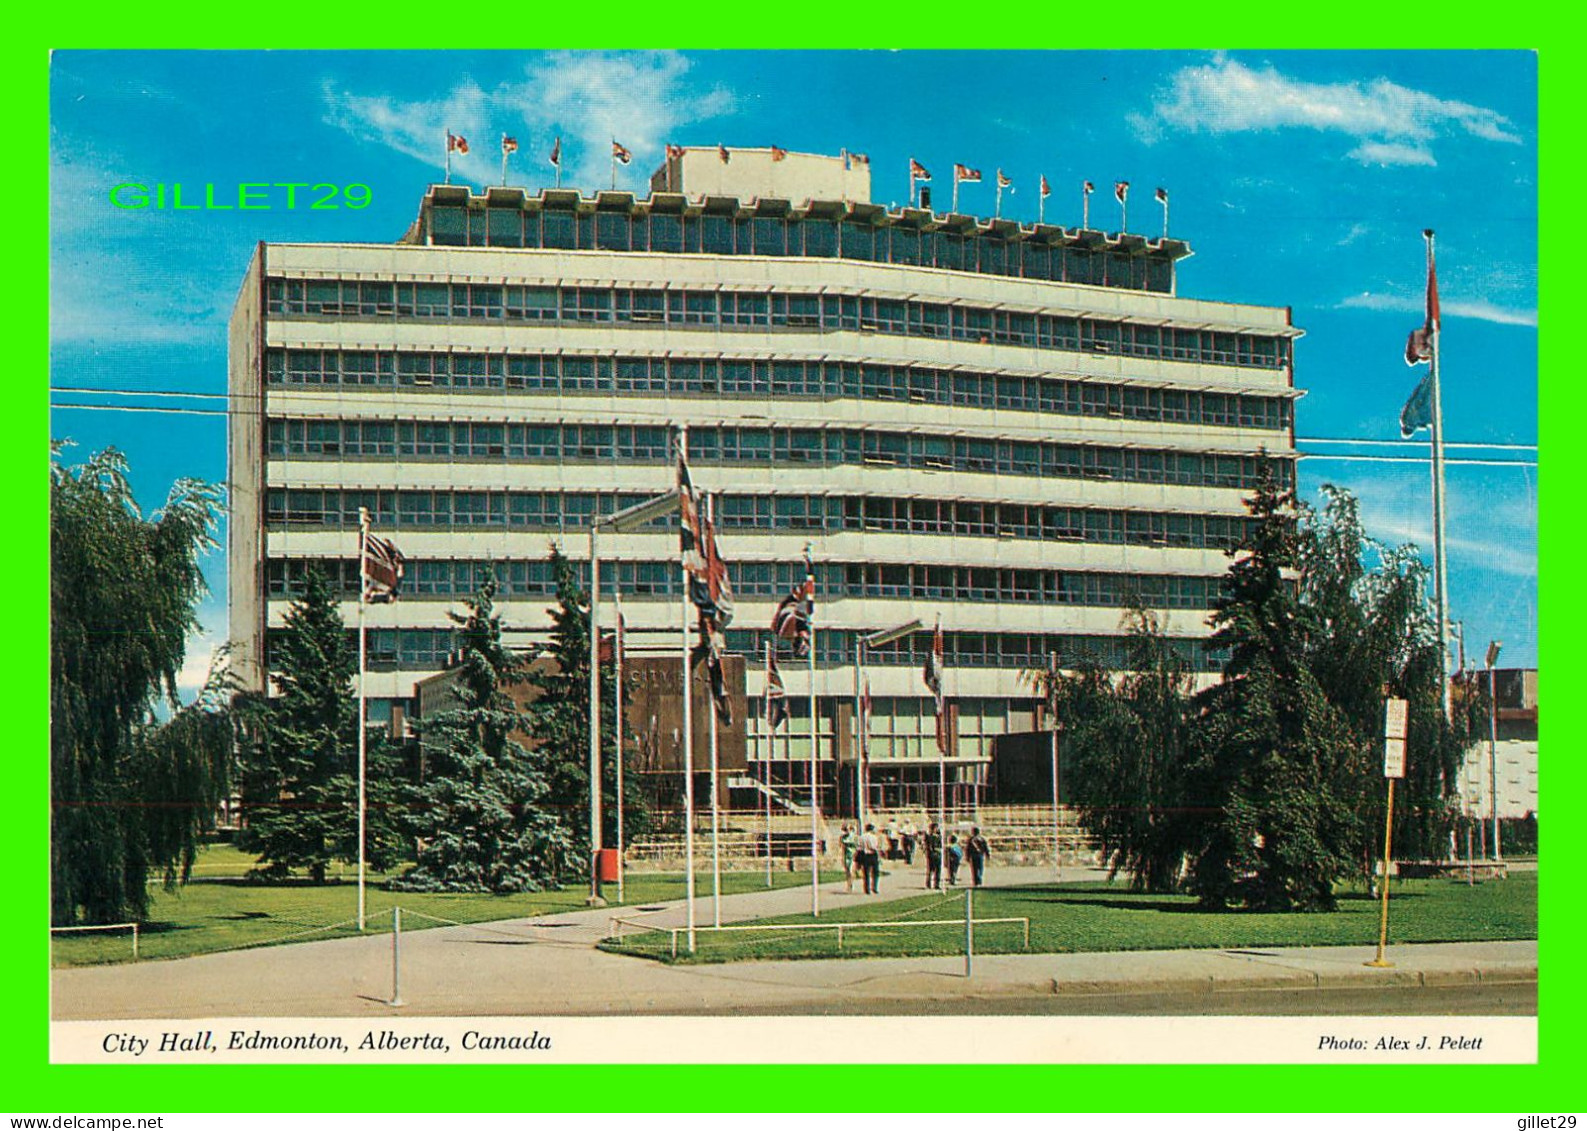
[50,865,1537,1020]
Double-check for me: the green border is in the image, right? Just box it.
[19,31,1567,1114]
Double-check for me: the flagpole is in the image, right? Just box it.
[1082,185,1090,230]
[707,497,723,928]
[500,142,508,189]
[936,618,947,889]
[1038,182,1045,226]
[952,174,959,215]
[853,638,863,827]
[764,641,774,889]
[611,140,618,192]
[356,509,369,932]
[806,543,820,918]
[443,132,451,186]
[1427,229,1453,719]
[679,426,697,953]
[615,589,626,905]
[995,177,1002,220]
[1049,651,1061,885]
[587,520,604,907]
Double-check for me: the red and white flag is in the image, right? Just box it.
[954,164,982,184]
[501,135,518,155]
[447,132,469,155]
[612,140,632,165]
[1406,230,1441,366]
[665,143,685,159]
[1040,175,1051,198]
[718,143,731,163]
[549,137,561,167]
[997,169,1012,188]
[909,157,931,181]
[770,145,788,162]
[924,620,947,754]
[361,531,405,604]
[850,152,870,165]
[1114,180,1129,203]
[1083,180,1095,194]
[1154,186,1168,204]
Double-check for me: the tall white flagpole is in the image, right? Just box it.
[1426,229,1453,719]
[356,509,369,931]
[679,427,697,953]
[936,618,948,888]
[764,641,774,889]
[588,522,604,906]
[1049,651,1061,884]
[807,544,820,918]
[707,497,723,928]
[615,590,626,904]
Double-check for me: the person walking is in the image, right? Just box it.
[901,818,918,864]
[858,823,883,895]
[946,834,963,886]
[839,824,858,894]
[966,825,990,887]
[923,822,942,889]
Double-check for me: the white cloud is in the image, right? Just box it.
[1337,291,1537,327]
[323,52,735,192]
[1346,140,1438,168]
[1131,56,1522,168]
[323,77,493,184]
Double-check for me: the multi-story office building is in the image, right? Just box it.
[229,148,1301,814]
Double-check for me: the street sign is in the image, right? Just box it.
[1384,736,1406,779]
[1384,698,1408,741]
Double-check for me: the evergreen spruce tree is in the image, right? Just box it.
[393,580,569,892]
[51,444,229,925]
[1187,472,1357,911]
[238,569,404,881]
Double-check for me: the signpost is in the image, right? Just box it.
[1367,697,1409,968]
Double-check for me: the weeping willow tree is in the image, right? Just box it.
[51,443,228,925]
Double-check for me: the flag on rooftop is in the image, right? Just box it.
[718,143,731,164]
[1155,186,1168,204]
[446,132,468,155]
[362,532,405,604]
[1040,175,1051,198]
[1114,181,1129,203]
[665,143,685,160]
[501,135,518,155]
[1083,180,1095,194]
[549,137,561,167]
[910,157,931,181]
[954,164,982,183]
[770,145,788,162]
[612,140,632,165]
[997,169,1012,189]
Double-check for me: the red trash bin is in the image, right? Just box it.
[595,847,620,883]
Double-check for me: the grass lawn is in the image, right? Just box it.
[51,844,839,967]
[599,872,1538,964]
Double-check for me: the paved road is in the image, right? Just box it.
[52,866,1536,1020]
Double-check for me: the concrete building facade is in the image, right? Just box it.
[228,147,1301,815]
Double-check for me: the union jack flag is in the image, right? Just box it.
[765,649,788,731]
[772,574,813,658]
[361,531,405,604]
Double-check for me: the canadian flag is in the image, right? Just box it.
[447,132,469,155]
[1114,181,1129,203]
[1040,175,1051,198]
[954,164,982,183]
[665,143,685,159]
[612,140,632,164]
[997,169,1012,188]
[770,145,788,162]
[549,137,561,167]
[909,157,931,181]
[501,135,518,155]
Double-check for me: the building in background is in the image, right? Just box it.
[1457,667,1538,823]
[228,147,1301,816]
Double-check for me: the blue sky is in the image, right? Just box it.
[48,50,1538,694]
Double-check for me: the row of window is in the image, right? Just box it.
[265,279,1291,371]
[266,348,1292,431]
[266,488,1254,550]
[426,203,1175,292]
[267,556,1223,609]
[266,418,1292,491]
[281,626,1223,672]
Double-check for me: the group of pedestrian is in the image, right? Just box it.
[841,820,991,895]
